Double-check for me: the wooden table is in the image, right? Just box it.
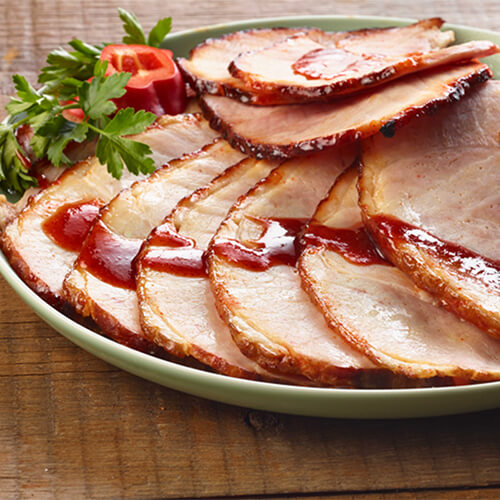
[1,1,499,498]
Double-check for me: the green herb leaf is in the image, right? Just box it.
[12,75,40,103]
[103,108,156,136]
[118,8,147,45]
[96,134,155,179]
[0,125,35,193]
[44,119,89,166]
[78,64,129,119]
[38,39,100,94]
[147,17,172,47]
[5,98,32,117]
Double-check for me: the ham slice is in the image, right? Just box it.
[179,19,455,105]
[1,114,217,309]
[200,61,492,159]
[136,157,285,378]
[177,27,337,105]
[336,17,453,56]
[359,81,500,338]
[228,21,488,101]
[63,139,245,351]
[299,168,500,381]
[205,147,398,387]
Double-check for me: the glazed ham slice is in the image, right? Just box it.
[206,148,393,387]
[63,139,245,351]
[177,27,339,105]
[228,22,493,101]
[299,168,500,381]
[231,36,496,101]
[136,157,282,378]
[179,19,455,105]
[1,114,217,308]
[359,81,500,338]
[200,61,492,159]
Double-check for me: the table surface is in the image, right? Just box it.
[1,1,500,498]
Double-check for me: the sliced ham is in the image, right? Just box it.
[63,139,245,351]
[336,17,453,56]
[2,114,217,309]
[359,81,500,338]
[200,61,492,159]
[136,157,286,378]
[179,19,455,105]
[205,147,400,387]
[177,27,336,105]
[299,168,500,381]
[228,21,485,101]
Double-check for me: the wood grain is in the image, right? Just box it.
[0,1,500,499]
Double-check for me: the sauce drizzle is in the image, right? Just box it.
[372,214,500,292]
[302,224,389,266]
[211,216,308,271]
[42,199,102,252]
[141,223,206,277]
[78,220,143,290]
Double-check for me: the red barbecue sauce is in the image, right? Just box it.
[302,224,389,266]
[77,220,143,290]
[141,223,206,277]
[371,215,500,291]
[211,217,308,271]
[42,200,103,252]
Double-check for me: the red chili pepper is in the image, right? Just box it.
[100,44,187,116]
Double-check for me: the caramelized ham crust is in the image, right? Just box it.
[359,81,500,338]
[2,114,217,309]
[228,21,488,101]
[201,62,492,159]
[63,139,244,350]
[299,168,500,381]
[136,157,285,378]
[206,148,396,387]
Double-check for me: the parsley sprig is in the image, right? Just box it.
[0,9,174,194]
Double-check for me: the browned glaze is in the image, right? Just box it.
[78,220,142,290]
[141,223,206,277]
[371,214,500,292]
[302,223,389,266]
[42,199,102,252]
[293,47,385,80]
[211,216,308,271]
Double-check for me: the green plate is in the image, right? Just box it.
[2,16,500,419]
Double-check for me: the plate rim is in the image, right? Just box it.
[2,14,500,419]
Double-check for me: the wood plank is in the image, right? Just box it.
[0,0,499,498]
[258,488,500,499]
